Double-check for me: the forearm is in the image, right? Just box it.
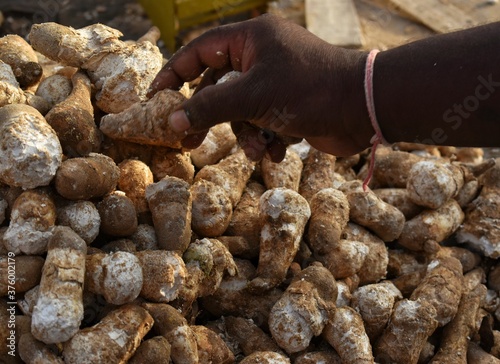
[373,21,500,147]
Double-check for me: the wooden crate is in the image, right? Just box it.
[139,0,270,53]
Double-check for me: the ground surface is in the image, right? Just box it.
[2,0,500,54]
[0,0,158,48]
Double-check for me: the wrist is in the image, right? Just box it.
[338,48,379,153]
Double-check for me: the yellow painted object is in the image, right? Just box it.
[139,0,270,53]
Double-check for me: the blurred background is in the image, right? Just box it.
[1,0,500,59]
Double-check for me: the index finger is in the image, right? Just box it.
[148,20,255,96]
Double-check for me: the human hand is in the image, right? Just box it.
[149,14,374,161]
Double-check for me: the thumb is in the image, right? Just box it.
[169,71,261,134]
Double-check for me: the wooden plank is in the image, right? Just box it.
[305,0,364,48]
[388,0,477,33]
[354,0,434,51]
[449,0,500,25]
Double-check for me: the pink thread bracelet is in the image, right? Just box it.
[362,49,387,191]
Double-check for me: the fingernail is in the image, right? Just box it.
[169,110,191,132]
